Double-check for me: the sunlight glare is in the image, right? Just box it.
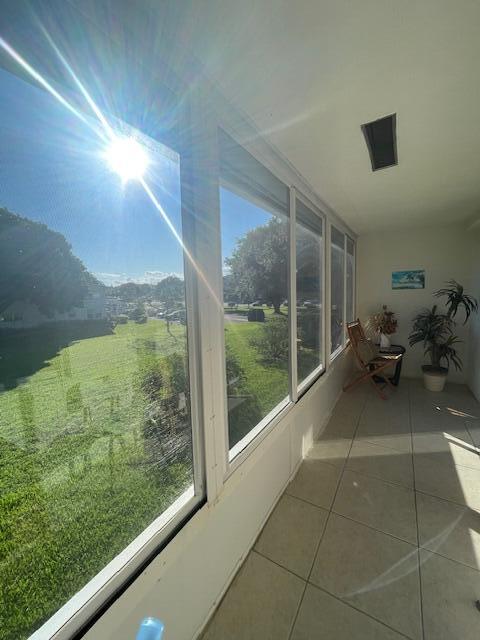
[105,137,149,182]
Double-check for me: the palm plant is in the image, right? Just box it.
[409,305,459,371]
[434,280,478,323]
[409,281,478,373]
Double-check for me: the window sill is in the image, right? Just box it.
[330,343,347,363]
[297,365,325,398]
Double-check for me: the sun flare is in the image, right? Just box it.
[104,136,149,182]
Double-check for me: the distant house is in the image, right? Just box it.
[105,296,129,317]
[0,284,107,330]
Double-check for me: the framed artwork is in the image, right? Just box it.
[392,269,425,290]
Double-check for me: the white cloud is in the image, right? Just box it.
[95,271,183,286]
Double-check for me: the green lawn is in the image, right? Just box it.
[225,319,289,446]
[0,320,190,640]
[224,308,320,447]
[0,314,316,640]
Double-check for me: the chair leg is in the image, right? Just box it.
[376,373,395,391]
[369,375,387,399]
[343,362,394,399]
[385,376,396,390]
[343,376,364,393]
[344,370,381,393]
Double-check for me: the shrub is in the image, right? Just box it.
[130,304,147,324]
[138,352,190,472]
[224,343,262,446]
[225,343,245,391]
[252,315,288,362]
[297,308,320,350]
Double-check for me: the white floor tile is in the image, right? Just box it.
[311,514,422,639]
[333,469,417,544]
[255,494,328,578]
[420,549,480,640]
[291,584,405,640]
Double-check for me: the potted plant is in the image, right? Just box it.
[373,305,398,348]
[409,280,478,391]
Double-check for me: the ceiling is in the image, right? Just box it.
[167,0,480,234]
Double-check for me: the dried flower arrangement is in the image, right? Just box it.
[373,305,397,336]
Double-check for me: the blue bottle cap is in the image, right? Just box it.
[136,617,165,640]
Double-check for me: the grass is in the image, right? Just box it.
[0,314,318,639]
[0,320,190,640]
[224,310,320,446]
[225,320,289,445]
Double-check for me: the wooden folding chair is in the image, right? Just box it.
[343,319,403,400]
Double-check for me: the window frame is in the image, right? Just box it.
[217,128,294,473]
[291,188,327,400]
[216,126,357,474]
[329,226,356,361]
[217,131,334,470]
[329,224,346,358]
[345,234,356,328]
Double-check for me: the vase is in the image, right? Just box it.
[380,333,390,348]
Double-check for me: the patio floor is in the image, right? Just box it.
[202,380,480,639]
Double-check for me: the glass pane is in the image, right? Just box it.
[330,227,345,353]
[296,199,323,385]
[0,68,196,639]
[221,187,289,454]
[346,237,355,323]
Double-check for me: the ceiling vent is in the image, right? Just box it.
[361,114,397,171]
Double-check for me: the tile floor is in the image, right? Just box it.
[202,380,480,640]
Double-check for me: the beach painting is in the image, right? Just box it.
[392,269,425,290]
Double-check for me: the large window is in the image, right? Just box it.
[0,67,202,639]
[219,132,290,458]
[296,198,324,387]
[330,226,345,354]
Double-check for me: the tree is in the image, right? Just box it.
[155,275,184,336]
[110,282,154,301]
[112,282,142,302]
[225,217,288,314]
[0,207,91,316]
[223,273,241,306]
[156,275,184,304]
[130,303,147,323]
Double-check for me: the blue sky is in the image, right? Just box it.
[0,67,271,286]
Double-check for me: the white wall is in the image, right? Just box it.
[83,351,352,640]
[357,225,477,383]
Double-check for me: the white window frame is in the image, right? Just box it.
[329,224,346,359]
[214,121,357,473]
[291,188,327,399]
[217,133,294,472]
[346,234,356,328]
[329,227,357,362]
